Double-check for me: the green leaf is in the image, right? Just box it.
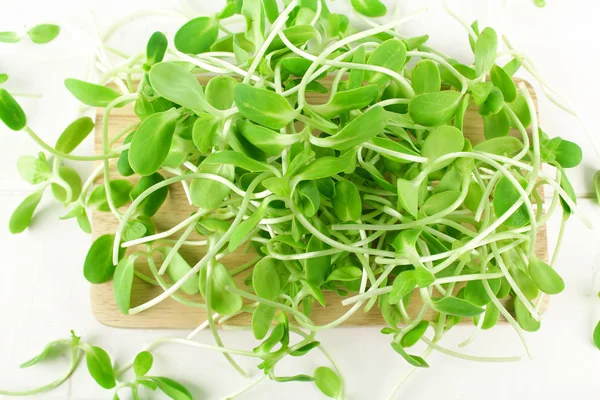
[0,88,27,130]
[234,83,296,130]
[83,345,116,389]
[314,367,341,399]
[205,76,237,111]
[290,341,321,357]
[305,235,331,285]
[366,39,407,86]
[311,85,379,119]
[400,321,429,348]
[192,114,218,153]
[593,321,600,350]
[145,32,168,67]
[503,58,521,76]
[17,154,50,184]
[528,256,565,295]
[51,167,82,204]
[117,132,135,176]
[553,139,582,169]
[130,173,169,217]
[88,180,133,212]
[311,106,387,150]
[84,234,118,284]
[464,278,500,306]
[199,262,243,315]
[242,0,266,49]
[348,46,366,90]
[415,267,435,288]
[122,219,147,242]
[113,257,135,314]
[78,211,92,234]
[326,266,363,282]
[190,162,235,210]
[421,124,464,170]
[27,24,60,44]
[350,0,387,17]
[392,229,421,257]
[474,136,523,156]
[481,303,500,329]
[474,27,498,76]
[204,150,274,173]
[421,190,461,216]
[391,343,429,368]
[514,298,540,332]
[237,119,301,156]
[432,297,484,317]
[267,25,317,52]
[296,180,321,218]
[133,351,153,378]
[508,94,532,129]
[252,304,276,340]
[411,60,441,95]
[263,176,290,197]
[490,65,517,103]
[149,62,214,114]
[145,376,192,400]
[511,268,540,300]
[64,79,122,107]
[388,270,416,304]
[332,180,361,222]
[483,109,510,139]
[55,117,95,154]
[594,170,600,205]
[559,167,577,217]
[295,156,347,182]
[263,0,279,23]
[174,16,219,54]
[408,91,462,127]
[468,21,480,52]
[404,34,429,51]
[371,137,419,164]
[479,87,504,116]
[493,176,530,228]
[253,257,282,301]
[9,190,44,234]
[471,82,493,106]
[396,178,418,217]
[161,249,198,295]
[229,204,268,252]
[20,340,68,369]
[0,73,8,84]
[0,31,21,43]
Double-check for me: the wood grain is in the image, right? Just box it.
[91,76,547,329]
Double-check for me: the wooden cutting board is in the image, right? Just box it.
[90,77,547,329]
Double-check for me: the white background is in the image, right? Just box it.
[1,0,600,399]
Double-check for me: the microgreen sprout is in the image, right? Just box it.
[0,0,595,399]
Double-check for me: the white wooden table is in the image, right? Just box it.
[1,0,599,398]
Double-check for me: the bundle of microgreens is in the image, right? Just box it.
[1,0,599,399]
